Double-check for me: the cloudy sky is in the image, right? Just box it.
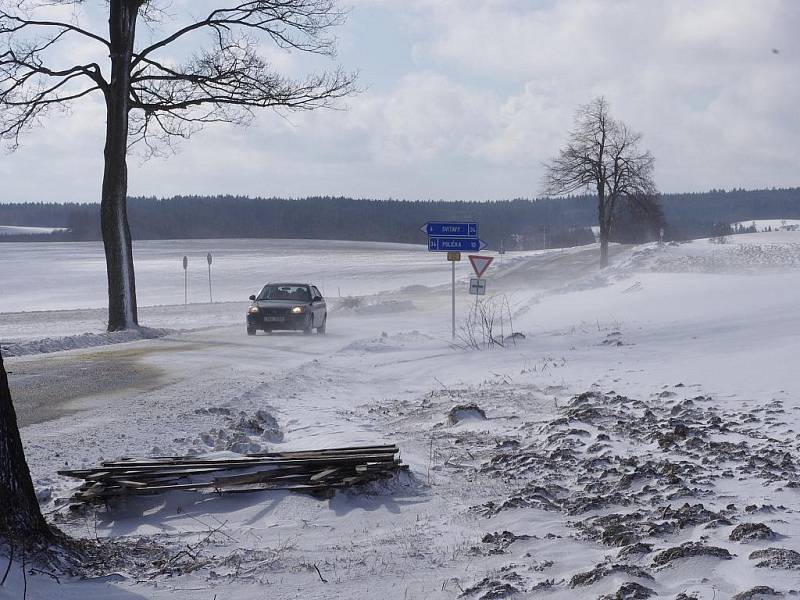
[1,0,798,203]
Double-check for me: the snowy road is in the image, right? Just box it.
[10,350,164,427]
[6,292,450,426]
[4,241,612,427]
[5,233,800,599]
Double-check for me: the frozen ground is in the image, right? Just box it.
[2,233,800,599]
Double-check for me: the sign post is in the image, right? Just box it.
[206,252,213,303]
[446,252,462,338]
[469,278,487,295]
[182,255,188,308]
[468,255,494,279]
[421,222,478,237]
[424,222,484,339]
[451,258,456,339]
[468,255,494,315]
[428,237,487,252]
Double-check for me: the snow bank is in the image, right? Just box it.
[0,326,173,357]
[608,233,800,275]
[334,298,417,315]
[0,225,67,235]
[342,330,434,352]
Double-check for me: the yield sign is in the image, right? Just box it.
[468,255,494,278]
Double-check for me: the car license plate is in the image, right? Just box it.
[264,316,284,322]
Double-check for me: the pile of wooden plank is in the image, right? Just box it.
[58,444,406,503]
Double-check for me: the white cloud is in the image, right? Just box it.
[1,0,798,203]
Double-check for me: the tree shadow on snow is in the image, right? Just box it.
[1,563,151,600]
[94,489,289,536]
[90,473,425,535]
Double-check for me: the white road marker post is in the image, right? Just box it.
[183,255,188,308]
[207,252,213,303]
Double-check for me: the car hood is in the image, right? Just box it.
[254,300,309,309]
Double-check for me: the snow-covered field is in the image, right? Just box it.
[3,233,800,599]
[733,219,800,232]
[0,238,495,315]
[0,225,66,236]
[0,239,544,345]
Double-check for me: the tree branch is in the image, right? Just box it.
[125,29,354,157]
[0,10,111,48]
[2,0,355,156]
[131,0,344,70]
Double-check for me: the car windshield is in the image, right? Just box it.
[257,285,310,302]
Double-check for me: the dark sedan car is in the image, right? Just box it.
[246,283,327,335]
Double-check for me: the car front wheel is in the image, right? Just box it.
[317,317,327,335]
[247,325,257,336]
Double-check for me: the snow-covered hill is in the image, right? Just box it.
[0,225,66,235]
[4,232,800,599]
[733,219,800,233]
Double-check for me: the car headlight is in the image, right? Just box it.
[248,306,260,315]
[291,306,305,314]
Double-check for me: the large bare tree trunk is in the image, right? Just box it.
[599,233,609,267]
[0,350,51,544]
[597,185,609,268]
[101,1,139,332]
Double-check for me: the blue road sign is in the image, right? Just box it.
[421,222,478,238]
[428,237,487,252]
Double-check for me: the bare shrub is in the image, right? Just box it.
[456,295,520,350]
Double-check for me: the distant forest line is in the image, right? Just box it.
[0,187,798,251]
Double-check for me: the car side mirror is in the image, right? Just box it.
[313,295,323,302]
[249,295,256,301]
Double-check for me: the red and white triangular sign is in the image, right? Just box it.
[468,255,494,278]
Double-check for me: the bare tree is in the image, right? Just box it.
[1,0,355,330]
[0,349,53,549]
[542,97,655,267]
